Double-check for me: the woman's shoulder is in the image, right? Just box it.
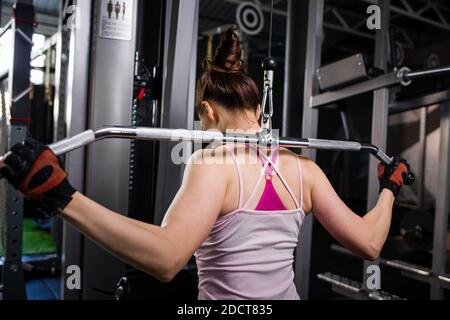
[186,145,238,167]
[279,148,316,166]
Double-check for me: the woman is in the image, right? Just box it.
[0,28,410,300]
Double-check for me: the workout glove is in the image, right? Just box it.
[378,157,410,197]
[0,139,76,215]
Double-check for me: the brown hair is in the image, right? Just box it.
[195,26,261,115]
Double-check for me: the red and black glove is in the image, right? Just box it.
[0,139,76,215]
[378,157,411,197]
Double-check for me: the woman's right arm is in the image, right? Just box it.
[302,158,405,260]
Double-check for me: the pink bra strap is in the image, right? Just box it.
[242,160,272,209]
[244,145,301,210]
[262,155,301,209]
[246,144,280,176]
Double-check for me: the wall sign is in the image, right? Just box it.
[100,0,134,41]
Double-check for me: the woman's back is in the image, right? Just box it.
[194,144,305,300]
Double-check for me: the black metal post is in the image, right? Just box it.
[2,0,35,301]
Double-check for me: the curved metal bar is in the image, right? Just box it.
[46,126,394,165]
[360,143,393,164]
[50,129,97,156]
[0,126,394,166]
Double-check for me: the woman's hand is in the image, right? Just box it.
[0,139,76,215]
[378,157,411,197]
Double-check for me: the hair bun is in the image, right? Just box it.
[209,26,245,73]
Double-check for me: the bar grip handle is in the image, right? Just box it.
[307,139,362,151]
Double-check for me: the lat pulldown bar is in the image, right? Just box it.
[0,126,396,163]
[0,126,416,185]
[51,126,391,160]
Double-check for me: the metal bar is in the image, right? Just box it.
[399,272,450,291]
[385,260,431,276]
[59,0,92,301]
[417,107,427,206]
[0,71,7,83]
[312,73,398,108]
[15,27,33,46]
[407,65,450,81]
[431,4,449,27]
[417,3,431,15]
[80,0,139,300]
[313,62,450,106]
[3,126,27,300]
[282,0,307,139]
[387,2,450,31]
[154,0,199,226]
[438,275,450,284]
[0,20,12,38]
[363,0,391,295]
[0,125,391,161]
[332,243,450,291]
[331,9,349,28]
[0,126,394,167]
[399,0,414,14]
[318,272,406,300]
[430,102,450,299]
[296,0,324,300]
[389,89,450,114]
[2,0,35,301]
[323,22,375,40]
[31,33,58,61]
[0,31,61,84]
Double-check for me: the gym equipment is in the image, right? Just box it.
[0,83,6,253]
[0,0,35,301]
[115,269,198,300]
[317,54,370,92]
[299,0,450,300]
[313,64,450,108]
[330,243,450,293]
[400,209,434,252]
[0,126,415,174]
[317,272,406,300]
[259,0,275,140]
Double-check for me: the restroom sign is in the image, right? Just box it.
[100,0,134,41]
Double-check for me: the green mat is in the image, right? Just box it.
[0,218,56,256]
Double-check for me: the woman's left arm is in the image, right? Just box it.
[61,151,228,282]
[302,158,399,261]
